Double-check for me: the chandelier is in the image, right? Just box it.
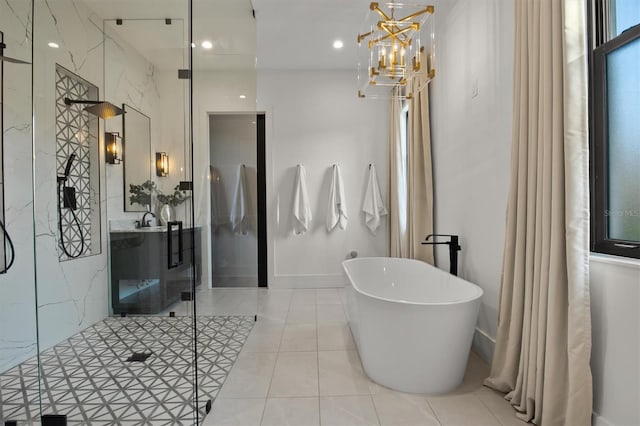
[357,2,435,99]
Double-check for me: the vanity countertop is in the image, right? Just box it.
[110,225,200,233]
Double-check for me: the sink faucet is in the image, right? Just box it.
[141,211,156,227]
[421,234,462,276]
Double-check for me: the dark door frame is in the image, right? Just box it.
[257,113,267,287]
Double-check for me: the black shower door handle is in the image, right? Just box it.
[167,221,183,269]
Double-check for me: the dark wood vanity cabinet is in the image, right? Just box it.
[110,226,201,314]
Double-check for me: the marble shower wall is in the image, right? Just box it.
[0,0,37,374]
[103,21,189,224]
[104,24,161,222]
[33,0,109,352]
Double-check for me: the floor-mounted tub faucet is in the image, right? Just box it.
[421,234,462,276]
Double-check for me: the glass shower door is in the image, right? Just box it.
[31,1,201,424]
[191,0,260,418]
[0,1,40,423]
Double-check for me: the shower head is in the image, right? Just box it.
[63,98,125,119]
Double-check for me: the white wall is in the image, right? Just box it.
[429,0,515,361]
[258,70,388,288]
[590,256,640,426]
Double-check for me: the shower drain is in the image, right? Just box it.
[125,352,153,363]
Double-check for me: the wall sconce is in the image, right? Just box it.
[156,152,169,177]
[105,132,121,164]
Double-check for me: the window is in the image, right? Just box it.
[590,0,640,259]
[398,104,409,235]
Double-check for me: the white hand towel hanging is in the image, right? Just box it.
[362,163,387,235]
[230,164,249,235]
[210,166,228,231]
[292,164,312,235]
[326,164,348,231]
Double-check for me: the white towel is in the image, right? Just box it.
[326,164,348,231]
[230,164,249,235]
[362,164,387,234]
[210,166,228,231]
[292,164,312,235]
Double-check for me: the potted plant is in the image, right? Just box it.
[129,181,191,225]
[129,180,157,211]
[156,184,191,225]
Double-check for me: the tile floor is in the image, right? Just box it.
[201,288,525,426]
[0,315,253,425]
[0,287,525,425]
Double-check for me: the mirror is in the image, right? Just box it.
[122,104,151,212]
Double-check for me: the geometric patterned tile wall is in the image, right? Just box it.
[55,65,99,260]
[0,315,253,425]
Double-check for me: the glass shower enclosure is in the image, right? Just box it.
[2,1,196,424]
[1,1,259,422]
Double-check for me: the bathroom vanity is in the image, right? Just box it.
[109,225,201,314]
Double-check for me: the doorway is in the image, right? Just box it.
[209,113,267,287]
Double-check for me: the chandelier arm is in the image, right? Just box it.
[379,24,414,46]
[358,31,374,44]
[373,31,408,48]
[397,6,434,24]
[371,3,392,22]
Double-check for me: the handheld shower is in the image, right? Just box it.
[58,153,76,183]
[57,153,84,258]
[64,153,76,178]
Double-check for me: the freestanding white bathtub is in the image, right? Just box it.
[342,257,483,394]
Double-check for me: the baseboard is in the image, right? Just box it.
[211,275,257,287]
[472,327,496,365]
[270,274,347,289]
[592,412,613,426]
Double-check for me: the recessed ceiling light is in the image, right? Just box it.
[239,95,247,99]
[333,40,344,49]
[201,40,213,49]
[191,42,196,48]
[48,42,59,49]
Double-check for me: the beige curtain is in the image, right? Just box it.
[484,1,592,425]
[389,53,434,264]
[407,58,434,264]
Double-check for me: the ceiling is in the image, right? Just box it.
[252,0,371,70]
[82,0,375,71]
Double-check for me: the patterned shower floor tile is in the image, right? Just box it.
[0,315,254,425]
